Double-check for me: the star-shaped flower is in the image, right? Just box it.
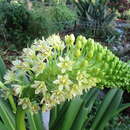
[53,74,72,90]
[57,56,74,73]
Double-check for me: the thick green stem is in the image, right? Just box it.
[8,95,17,113]
[16,107,26,130]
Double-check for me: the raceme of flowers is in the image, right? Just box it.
[0,34,130,112]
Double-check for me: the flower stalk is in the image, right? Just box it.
[16,107,26,130]
[8,95,17,113]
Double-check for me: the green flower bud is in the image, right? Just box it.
[102,62,108,71]
[65,34,75,46]
[87,50,94,59]
[91,68,100,75]
[75,49,81,57]
[109,69,113,75]
[106,54,112,62]
[111,62,116,69]
[82,37,87,44]
[96,53,102,61]
[80,60,88,67]
[87,39,95,47]
[76,35,83,41]
[76,40,82,49]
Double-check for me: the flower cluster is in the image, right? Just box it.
[0,34,130,112]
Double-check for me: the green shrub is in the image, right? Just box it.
[0,1,31,49]
[44,0,67,4]
[28,5,53,38]
[0,2,77,49]
[29,4,77,38]
[48,4,77,33]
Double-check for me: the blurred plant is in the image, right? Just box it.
[107,114,130,130]
[0,34,130,130]
[75,0,120,41]
[29,4,77,38]
[108,0,130,14]
[128,60,130,65]
[44,0,67,4]
[121,10,130,20]
[0,1,32,49]
[48,4,77,32]
[0,1,77,49]
[28,4,53,38]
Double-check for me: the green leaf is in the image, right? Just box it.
[49,106,57,128]
[96,89,123,130]
[0,121,11,130]
[0,99,15,130]
[50,101,70,130]
[27,111,45,130]
[71,88,99,130]
[60,98,83,130]
[90,88,123,130]
[112,103,130,117]
[0,56,6,81]
[71,107,89,130]
[90,88,118,130]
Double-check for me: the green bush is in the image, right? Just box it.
[0,1,77,49]
[44,0,67,4]
[0,1,31,49]
[28,5,53,39]
[29,4,77,38]
[48,4,77,33]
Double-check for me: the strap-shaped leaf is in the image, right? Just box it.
[60,98,83,130]
[71,107,89,130]
[71,88,99,130]
[27,111,44,130]
[50,101,70,130]
[90,88,123,130]
[0,99,15,130]
[0,121,11,130]
[97,89,123,130]
[0,56,6,81]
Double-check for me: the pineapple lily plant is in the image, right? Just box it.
[0,34,130,130]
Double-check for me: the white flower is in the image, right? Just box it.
[12,60,21,66]
[31,60,46,76]
[18,98,31,110]
[47,34,64,50]
[12,84,23,96]
[4,70,16,84]
[65,34,75,46]
[57,56,74,73]
[71,84,83,96]
[23,48,36,59]
[53,75,72,90]
[47,34,61,45]
[76,71,87,81]
[31,81,47,94]
[12,60,30,71]
[51,90,65,104]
